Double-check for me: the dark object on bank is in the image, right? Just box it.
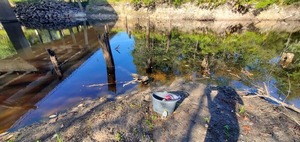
[14,0,86,29]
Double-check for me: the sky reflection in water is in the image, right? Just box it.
[10,32,136,131]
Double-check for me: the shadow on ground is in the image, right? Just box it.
[153,83,244,142]
[204,86,243,142]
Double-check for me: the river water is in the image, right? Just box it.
[0,17,300,133]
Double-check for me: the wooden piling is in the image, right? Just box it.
[98,25,116,92]
[98,25,115,68]
[107,67,116,93]
[83,21,89,47]
[47,49,63,79]
[47,30,54,41]
[0,0,31,53]
[35,30,44,44]
[59,30,66,45]
[69,28,77,44]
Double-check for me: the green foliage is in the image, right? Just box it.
[238,105,245,114]
[145,118,154,130]
[203,117,210,123]
[171,0,189,6]
[196,0,227,7]
[130,0,154,6]
[255,0,278,9]
[55,133,63,142]
[97,0,298,8]
[9,0,41,4]
[130,24,300,100]
[115,132,123,141]
[24,29,40,45]
[0,30,17,59]
[150,114,157,120]
[287,41,300,53]
[282,0,300,5]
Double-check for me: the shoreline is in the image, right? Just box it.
[91,3,300,21]
[1,78,299,141]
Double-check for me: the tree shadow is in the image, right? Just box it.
[204,86,243,142]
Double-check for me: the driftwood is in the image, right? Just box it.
[243,82,300,114]
[229,72,241,79]
[241,68,253,78]
[86,83,112,88]
[131,73,149,82]
[86,73,150,88]
[123,74,149,87]
[122,80,137,87]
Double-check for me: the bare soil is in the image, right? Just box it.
[1,78,300,142]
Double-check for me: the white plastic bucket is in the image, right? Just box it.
[152,92,181,115]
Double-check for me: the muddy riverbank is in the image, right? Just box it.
[1,78,299,141]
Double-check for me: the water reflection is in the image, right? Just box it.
[14,0,86,30]
[10,31,136,131]
[98,25,117,92]
[0,27,101,133]
[0,0,120,133]
[1,5,300,134]
[119,18,300,108]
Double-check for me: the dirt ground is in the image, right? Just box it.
[1,78,300,142]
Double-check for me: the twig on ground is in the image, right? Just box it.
[263,82,270,97]
[229,73,241,79]
[244,82,300,125]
